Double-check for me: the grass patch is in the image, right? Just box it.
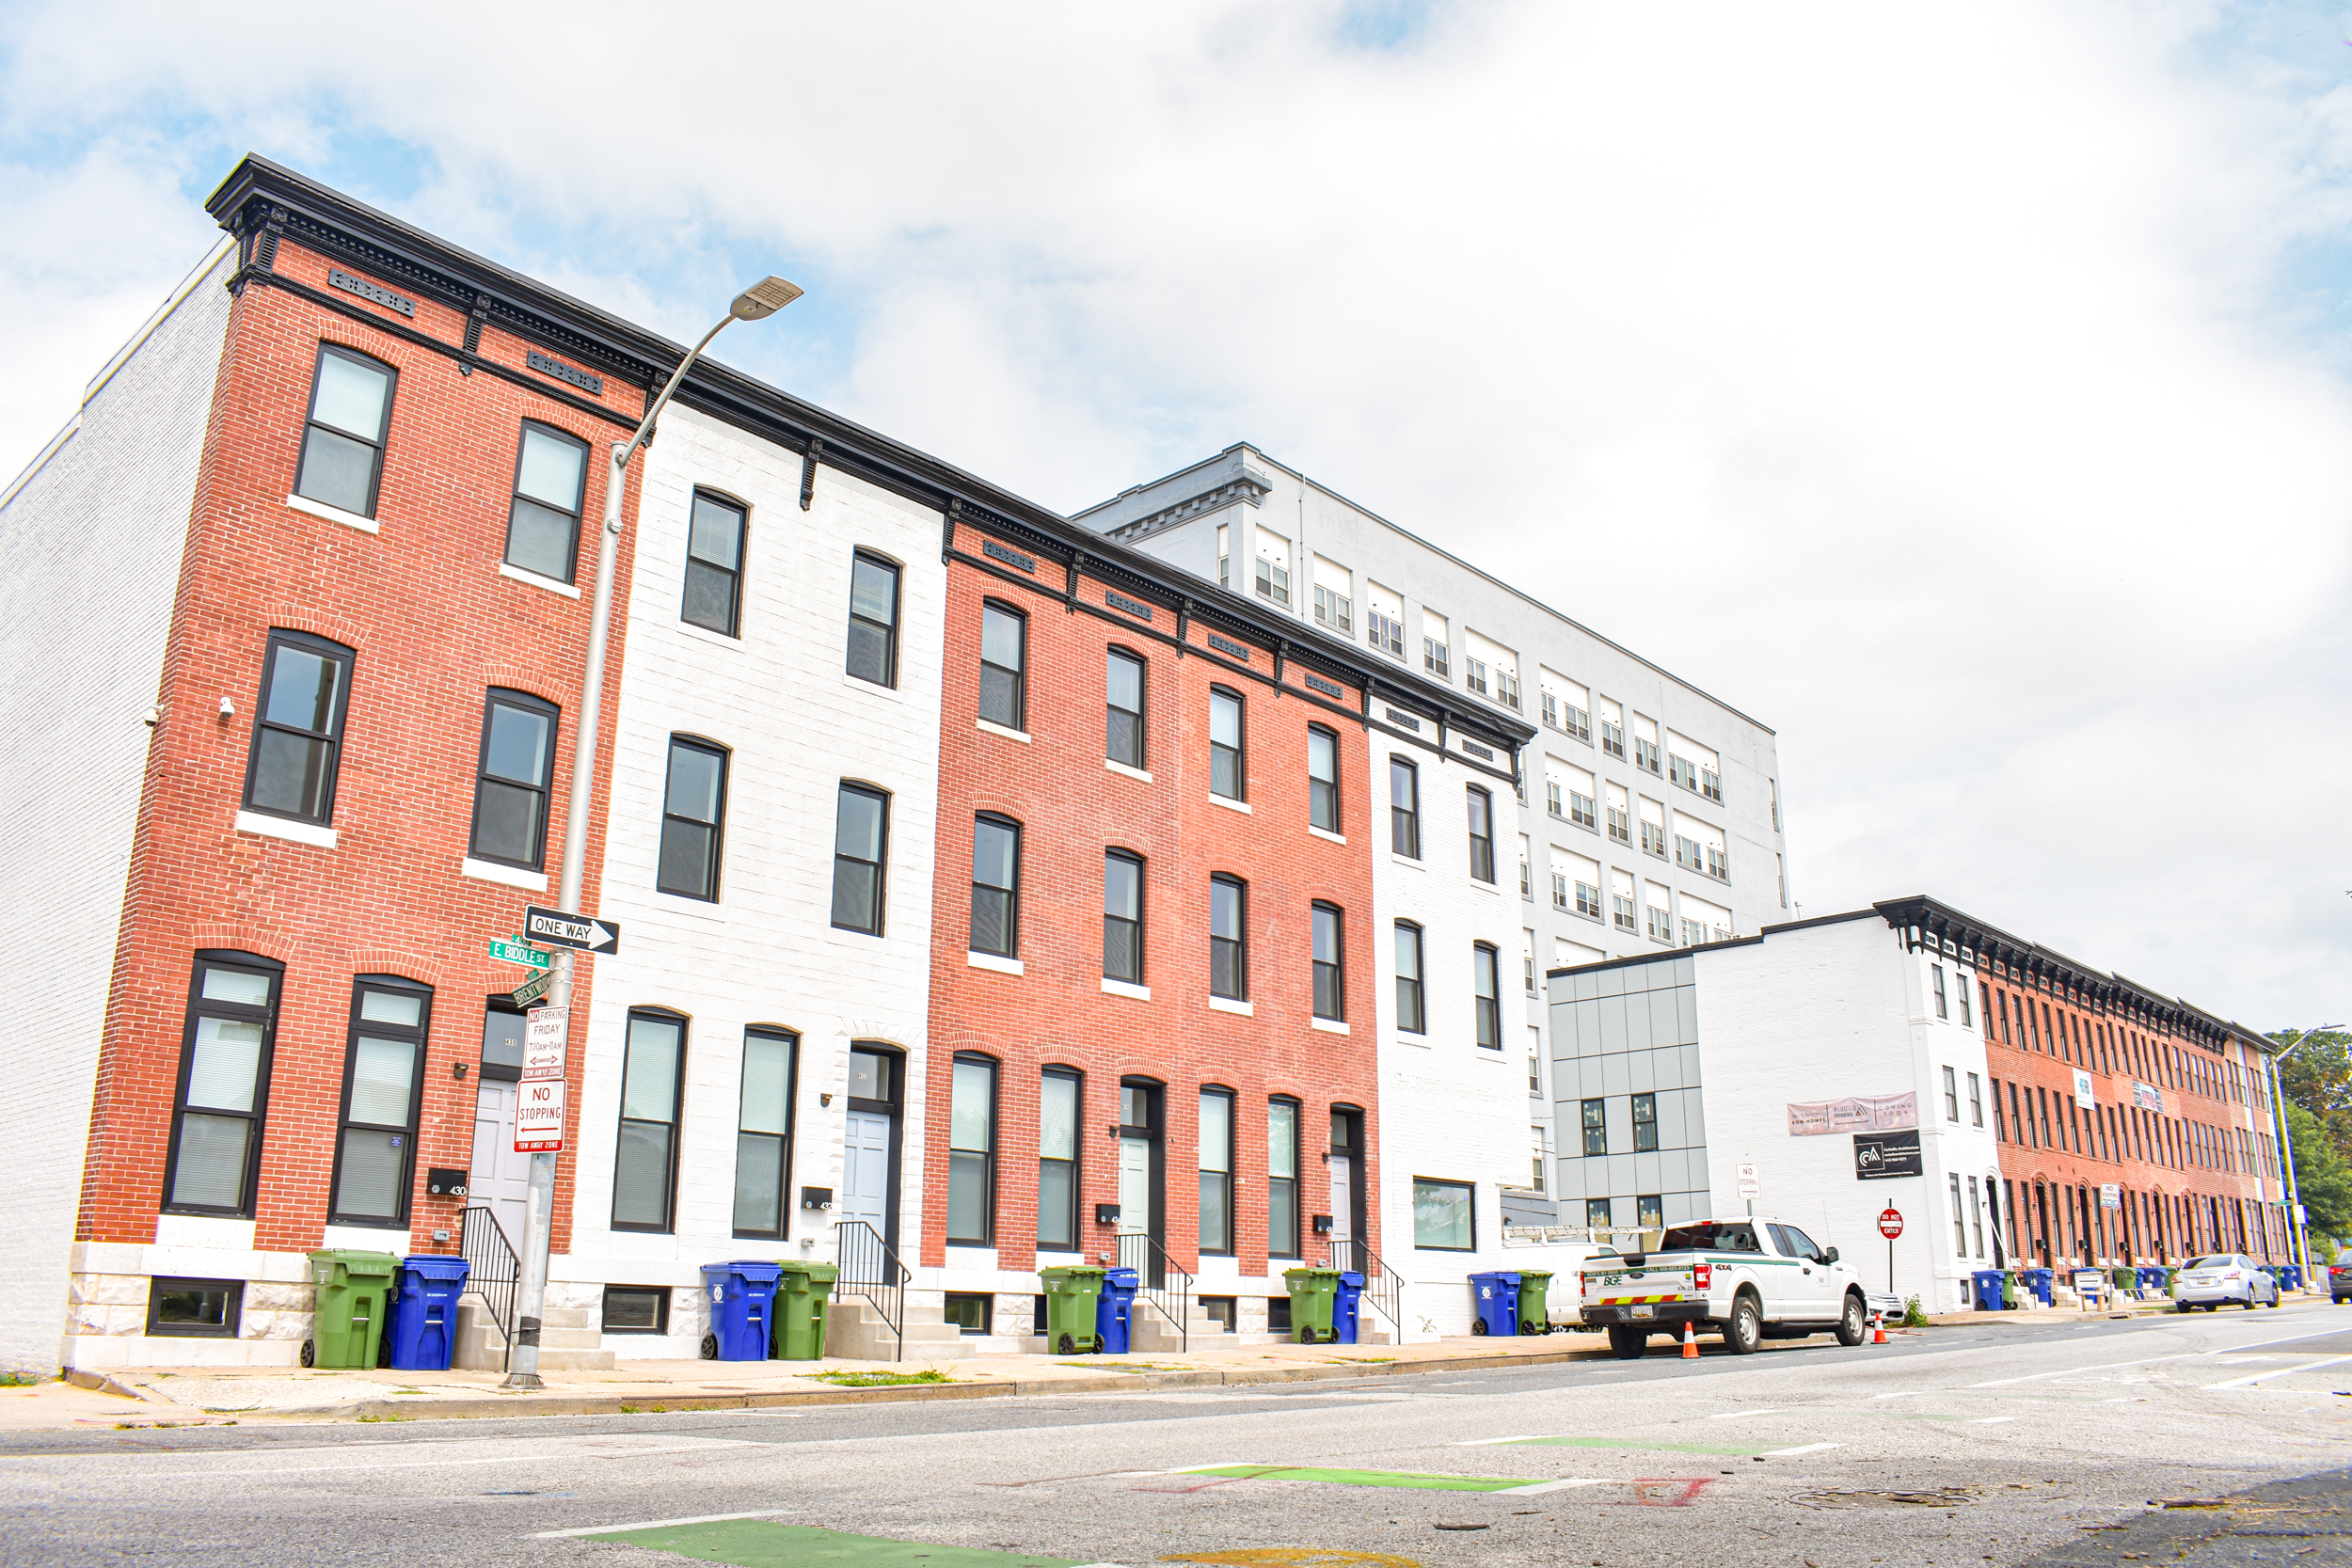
[356,1413,408,1422]
[1057,1361,1185,1374]
[1899,1295,1931,1328]
[0,1372,46,1387]
[807,1369,953,1387]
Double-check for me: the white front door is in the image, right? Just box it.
[1327,1154,1353,1258]
[469,1082,532,1250]
[1118,1135,1151,1238]
[842,1110,894,1241]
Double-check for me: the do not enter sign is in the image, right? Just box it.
[1878,1207,1904,1240]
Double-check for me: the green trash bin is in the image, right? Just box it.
[1516,1270,1555,1335]
[772,1260,837,1360]
[2109,1267,2136,1296]
[1039,1265,1108,1354]
[306,1249,399,1369]
[2001,1272,2021,1308]
[1284,1267,1342,1344]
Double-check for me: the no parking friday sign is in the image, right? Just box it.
[516,1006,569,1152]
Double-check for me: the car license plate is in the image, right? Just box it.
[1629,1305,1654,1320]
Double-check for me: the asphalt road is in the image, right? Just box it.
[8,1301,2350,1567]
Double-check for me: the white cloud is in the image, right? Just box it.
[3,0,2346,1025]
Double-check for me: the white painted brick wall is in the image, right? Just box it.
[0,248,233,1372]
[559,406,946,1355]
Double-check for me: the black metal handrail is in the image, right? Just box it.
[458,1206,519,1371]
[834,1220,909,1362]
[1329,1235,1404,1334]
[1116,1231,1191,1352]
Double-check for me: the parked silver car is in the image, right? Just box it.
[2172,1254,2280,1311]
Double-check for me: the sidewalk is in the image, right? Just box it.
[48,1327,1616,1429]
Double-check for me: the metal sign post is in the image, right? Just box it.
[1737,1163,1759,1217]
[1879,1207,1904,1296]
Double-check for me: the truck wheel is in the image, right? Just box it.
[1835,1292,1867,1347]
[1723,1294,1762,1355]
[1607,1325,1647,1360]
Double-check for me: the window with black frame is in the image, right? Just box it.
[1209,688,1244,800]
[733,1027,797,1239]
[613,1009,685,1231]
[1268,1099,1300,1259]
[243,629,352,826]
[657,737,728,900]
[979,602,1025,730]
[1106,648,1145,768]
[1581,1097,1607,1156]
[1210,875,1248,1000]
[503,422,591,583]
[1308,724,1340,832]
[294,344,395,517]
[1467,786,1496,882]
[1200,1088,1234,1255]
[1632,1092,1658,1151]
[1104,850,1143,984]
[1394,922,1425,1033]
[469,689,558,870]
[833,784,890,934]
[846,551,900,686]
[328,977,431,1227]
[1472,942,1502,1048]
[148,1278,243,1338]
[163,953,281,1215]
[1311,903,1343,1021]
[1390,756,1420,858]
[948,1054,997,1243]
[683,491,747,636]
[970,815,1020,958]
[1039,1069,1081,1250]
[1413,1177,1474,1251]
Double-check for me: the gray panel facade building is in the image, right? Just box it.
[1549,955,1710,1229]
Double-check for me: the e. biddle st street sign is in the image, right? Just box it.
[523,904,621,956]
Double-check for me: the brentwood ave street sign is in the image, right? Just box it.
[523,905,621,956]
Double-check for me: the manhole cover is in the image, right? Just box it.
[1792,1487,1978,1510]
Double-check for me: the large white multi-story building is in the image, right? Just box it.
[1077,446,1790,1234]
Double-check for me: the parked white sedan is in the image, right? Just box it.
[2172,1254,2281,1311]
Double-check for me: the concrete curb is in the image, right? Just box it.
[299,1343,1614,1423]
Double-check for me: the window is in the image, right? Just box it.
[1498,669,1520,709]
[1581,1097,1607,1156]
[469,689,558,870]
[1642,817,1666,858]
[1570,789,1597,831]
[1950,1174,1967,1257]
[1210,875,1248,1000]
[1472,942,1502,1048]
[683,491,747,637]
[1106,649,1145,768]
[1550,870,1568,911]
[1577,879,1602,920]
[1586,1198,1613,1227]
[1645,900,1671,943]
[1465,656,1488,698]
[1968,1177,1985,1257]
[1943,1066,1961,1122]
[147,1278,243,1338]
[656,737,728,900]
[970,815,1021,958]
[1312,903,1344,1021]
[831,784,890,934]
[1039,1069,1080,1250]
[1095,849,1146,984]
[1634,735,1661,774]
[1367,607,1405,658]
[1958,977,1974,1028]
[1209,688,1245,800]
[1394,922,1425,1033]
[947,1054,997,1243]
[835,548,902,683]
[1200,1088,1234,1254]
[480,1005,525,1081]
[163,955,280,1215]
[1412,1177,1474,1250]
[944,1293,993,1335]
[243,629,352,826]
[1637,1194,1665,1230]
[1967,1072,1984,1128]
[1466,786,1496,882]
[1601,717,1626,759]
[294,343,394,516]
[1390,757,1420,857]
[503,421,590,583]
[613,1009,685,1231]
[602,1286,670,1334]
[1313,582,1351,634]
[1607,801,1631,846]
[1308,725,1340,832]
[1931,964,1948,1020]
[1268,1100,1300,1259]
[733,1028,798,1239]
[1255,555,1290,605]
[978,602,1025,730]
[1423,636,1449,680]
[1632,1092,1658,1152]
[1613,891,1637,932]
[327,977,430,1226]
[1529,1029,1543,1094]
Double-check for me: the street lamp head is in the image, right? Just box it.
[730,276,803,321]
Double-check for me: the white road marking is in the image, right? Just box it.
[1501,1479,1612,1494]
[1453,1435,1553,1446]
[1758,1442,1840,1456]
[1708,1408,1786,1418]
[1968,1417,2015,1424]
[531,1509,796,1539]
[1968,1354,2200,1387]
[9,1435,758,1482]
[2202,1354,2352,1390]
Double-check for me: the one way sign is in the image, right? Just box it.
[523,905,621,956]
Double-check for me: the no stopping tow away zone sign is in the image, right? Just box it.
[515,1007,569,1152]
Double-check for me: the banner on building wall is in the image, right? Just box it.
[2132,1082,2164,1113]
[1788,1092,1917,1136]
[1853,1129,1923,1180]
[2073,1070,2095,1111]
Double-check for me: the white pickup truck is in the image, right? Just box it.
[1577,1216,1869,1358]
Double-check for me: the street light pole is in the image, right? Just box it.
[502,276,802,1388]
[2267,1023,2337,1293]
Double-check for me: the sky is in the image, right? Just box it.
[3,1,2347,1031]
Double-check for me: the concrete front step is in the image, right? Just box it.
[452,1298,615,1372]
[825,1295,977,1362]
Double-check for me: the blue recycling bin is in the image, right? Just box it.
[1970,1269,2007,1311]
[700,1260,784,1361]
[2019,1266,2054,1306]
[1470,1271,1521,1337]
[2280,1266,2304,1291]
[1334,1271,1365,1344]
[387,1254,470,1370]
[1096,1267,1138,1354]
[2136,1265,2168,1296]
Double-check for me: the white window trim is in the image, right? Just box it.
[1311,1017,1351,1036]
[672,619,744,653]
[1308,825,1346,846]
[1208,793,1252,815]
[1207,995,1255,1016]
[234,809,335,848]
[462,856,547,893]
[1391,853,1425,871]
[977,718,1031,744]
[284,493,380,534]
[1100,977,1151,1001]
[1104,758,1152,783]
[499,561,581,599]
[967,951,1025,975]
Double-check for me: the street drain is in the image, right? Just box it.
[1792,1488,1978,1510]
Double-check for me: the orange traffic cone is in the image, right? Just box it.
[1870,1313,1887,1345]
[1681,1322,1699,1360]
